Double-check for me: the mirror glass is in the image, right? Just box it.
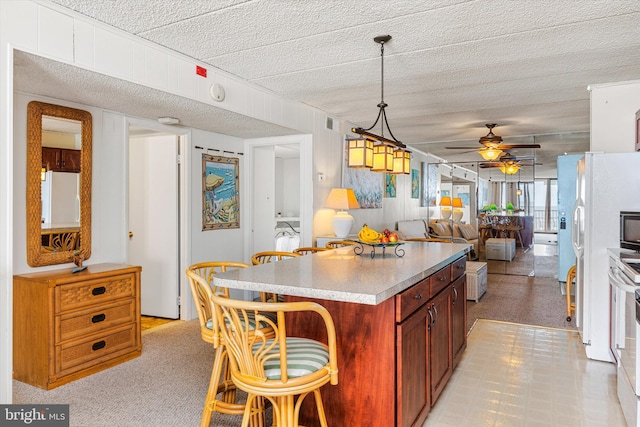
[27,101,92,267]
[427,155,536,276]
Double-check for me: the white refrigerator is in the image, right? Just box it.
[572,152,640,362]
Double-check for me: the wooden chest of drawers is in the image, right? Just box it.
[13,263,142,389]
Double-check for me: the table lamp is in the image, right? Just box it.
[325,188,360,238]
[439,196,452,220]
[452,197,464,222]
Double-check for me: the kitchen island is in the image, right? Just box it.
[214,241,470,427]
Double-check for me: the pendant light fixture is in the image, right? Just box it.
[349,35,410,174]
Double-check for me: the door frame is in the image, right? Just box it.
[244,134,313,260]
[125,117,192,320]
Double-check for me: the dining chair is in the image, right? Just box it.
[209,292,338,427]
[186,262,274,427]
[251,251,301,302]
[325,240,358,249]
[293,247,330,255]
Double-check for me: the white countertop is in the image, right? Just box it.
[214,242,470,305]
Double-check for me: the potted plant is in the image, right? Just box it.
[489,203,498,213]
[505,202,514,215]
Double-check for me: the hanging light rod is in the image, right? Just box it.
[351,34,406,150]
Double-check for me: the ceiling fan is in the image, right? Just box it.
[478,153,540,174]
[446,124,541,160]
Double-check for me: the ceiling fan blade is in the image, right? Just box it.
[499,144,541,149]
[445,146,483,150]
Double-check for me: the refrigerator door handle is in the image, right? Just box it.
[572,204,583,256]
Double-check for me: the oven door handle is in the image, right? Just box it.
[609,267,637,293]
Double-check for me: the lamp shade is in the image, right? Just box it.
[325,188,360,210]
[439,196,452,206]
[325,188,360,238]
[499,163,520,175]
[371,144,394,172]
[348,138,374,168]
[391,149,411,174]
[479,147,503,161]
[452,197,463,208]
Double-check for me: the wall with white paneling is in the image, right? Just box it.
[590,80,640,153]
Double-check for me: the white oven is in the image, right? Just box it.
[610,251,640,427]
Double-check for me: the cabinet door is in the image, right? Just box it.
[60,149,81,172]
[429,288,451,406]
[451,275,467,368]
[42,147,60,170]
[397,306,429,427]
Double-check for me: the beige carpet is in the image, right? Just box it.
[467,273,576,333]
[13,320,248,427]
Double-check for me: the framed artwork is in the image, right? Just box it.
[385,173,396,198]
[202,154,240,230]
[342,139,383,208]
[411,169,420,199]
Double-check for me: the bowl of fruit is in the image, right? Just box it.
[355,225,404,257]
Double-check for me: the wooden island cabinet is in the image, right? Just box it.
[287,256,466,426]
[13,263,141,390]
[214,242,470,427]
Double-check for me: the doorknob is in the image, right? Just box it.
[128,231,134,239]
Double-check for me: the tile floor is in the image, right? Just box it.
[424,320,626,427]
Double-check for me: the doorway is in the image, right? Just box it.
[128,125,183,319]
[245,135,313,258]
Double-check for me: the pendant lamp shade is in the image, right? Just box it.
[348,138,374,168]
[391,149,411,174]
[372,145,394,172]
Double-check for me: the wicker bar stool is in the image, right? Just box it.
[209,292,338,427]
[251,251,301,302]
[186,262,275,427]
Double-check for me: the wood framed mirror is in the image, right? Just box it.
[26,101,92,267]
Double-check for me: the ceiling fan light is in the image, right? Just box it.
[391,149,411,174]
[499,163,520,175]
[479,148,503,160]
[372,144,394,172]
[348,138,374,168]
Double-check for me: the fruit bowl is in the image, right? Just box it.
[353,240,405,258]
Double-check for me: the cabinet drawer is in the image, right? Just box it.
[56,299,136,343]
[396,277,430,323]
[55,324,138,375]
[429,267,451,298]
[450,256,466,281]
[55,274,136,313]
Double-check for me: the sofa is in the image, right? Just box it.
[396,219,479,260]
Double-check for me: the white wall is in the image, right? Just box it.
[590,80,640,152]
[189,128,246,264]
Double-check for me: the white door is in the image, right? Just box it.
[129,133,179,318]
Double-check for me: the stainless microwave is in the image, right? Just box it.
[621,211,640,252]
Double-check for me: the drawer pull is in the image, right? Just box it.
[92,286,106,296]
[91,314,106,323]
[92,340,106,351]
[439,276,446,281]
[415,294,422,300]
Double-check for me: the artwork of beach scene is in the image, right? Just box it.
[202,154,239,229]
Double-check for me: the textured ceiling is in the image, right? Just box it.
[30,0,640,176]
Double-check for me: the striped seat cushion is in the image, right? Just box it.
[255,337,329,380]
[206,310,276,330]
